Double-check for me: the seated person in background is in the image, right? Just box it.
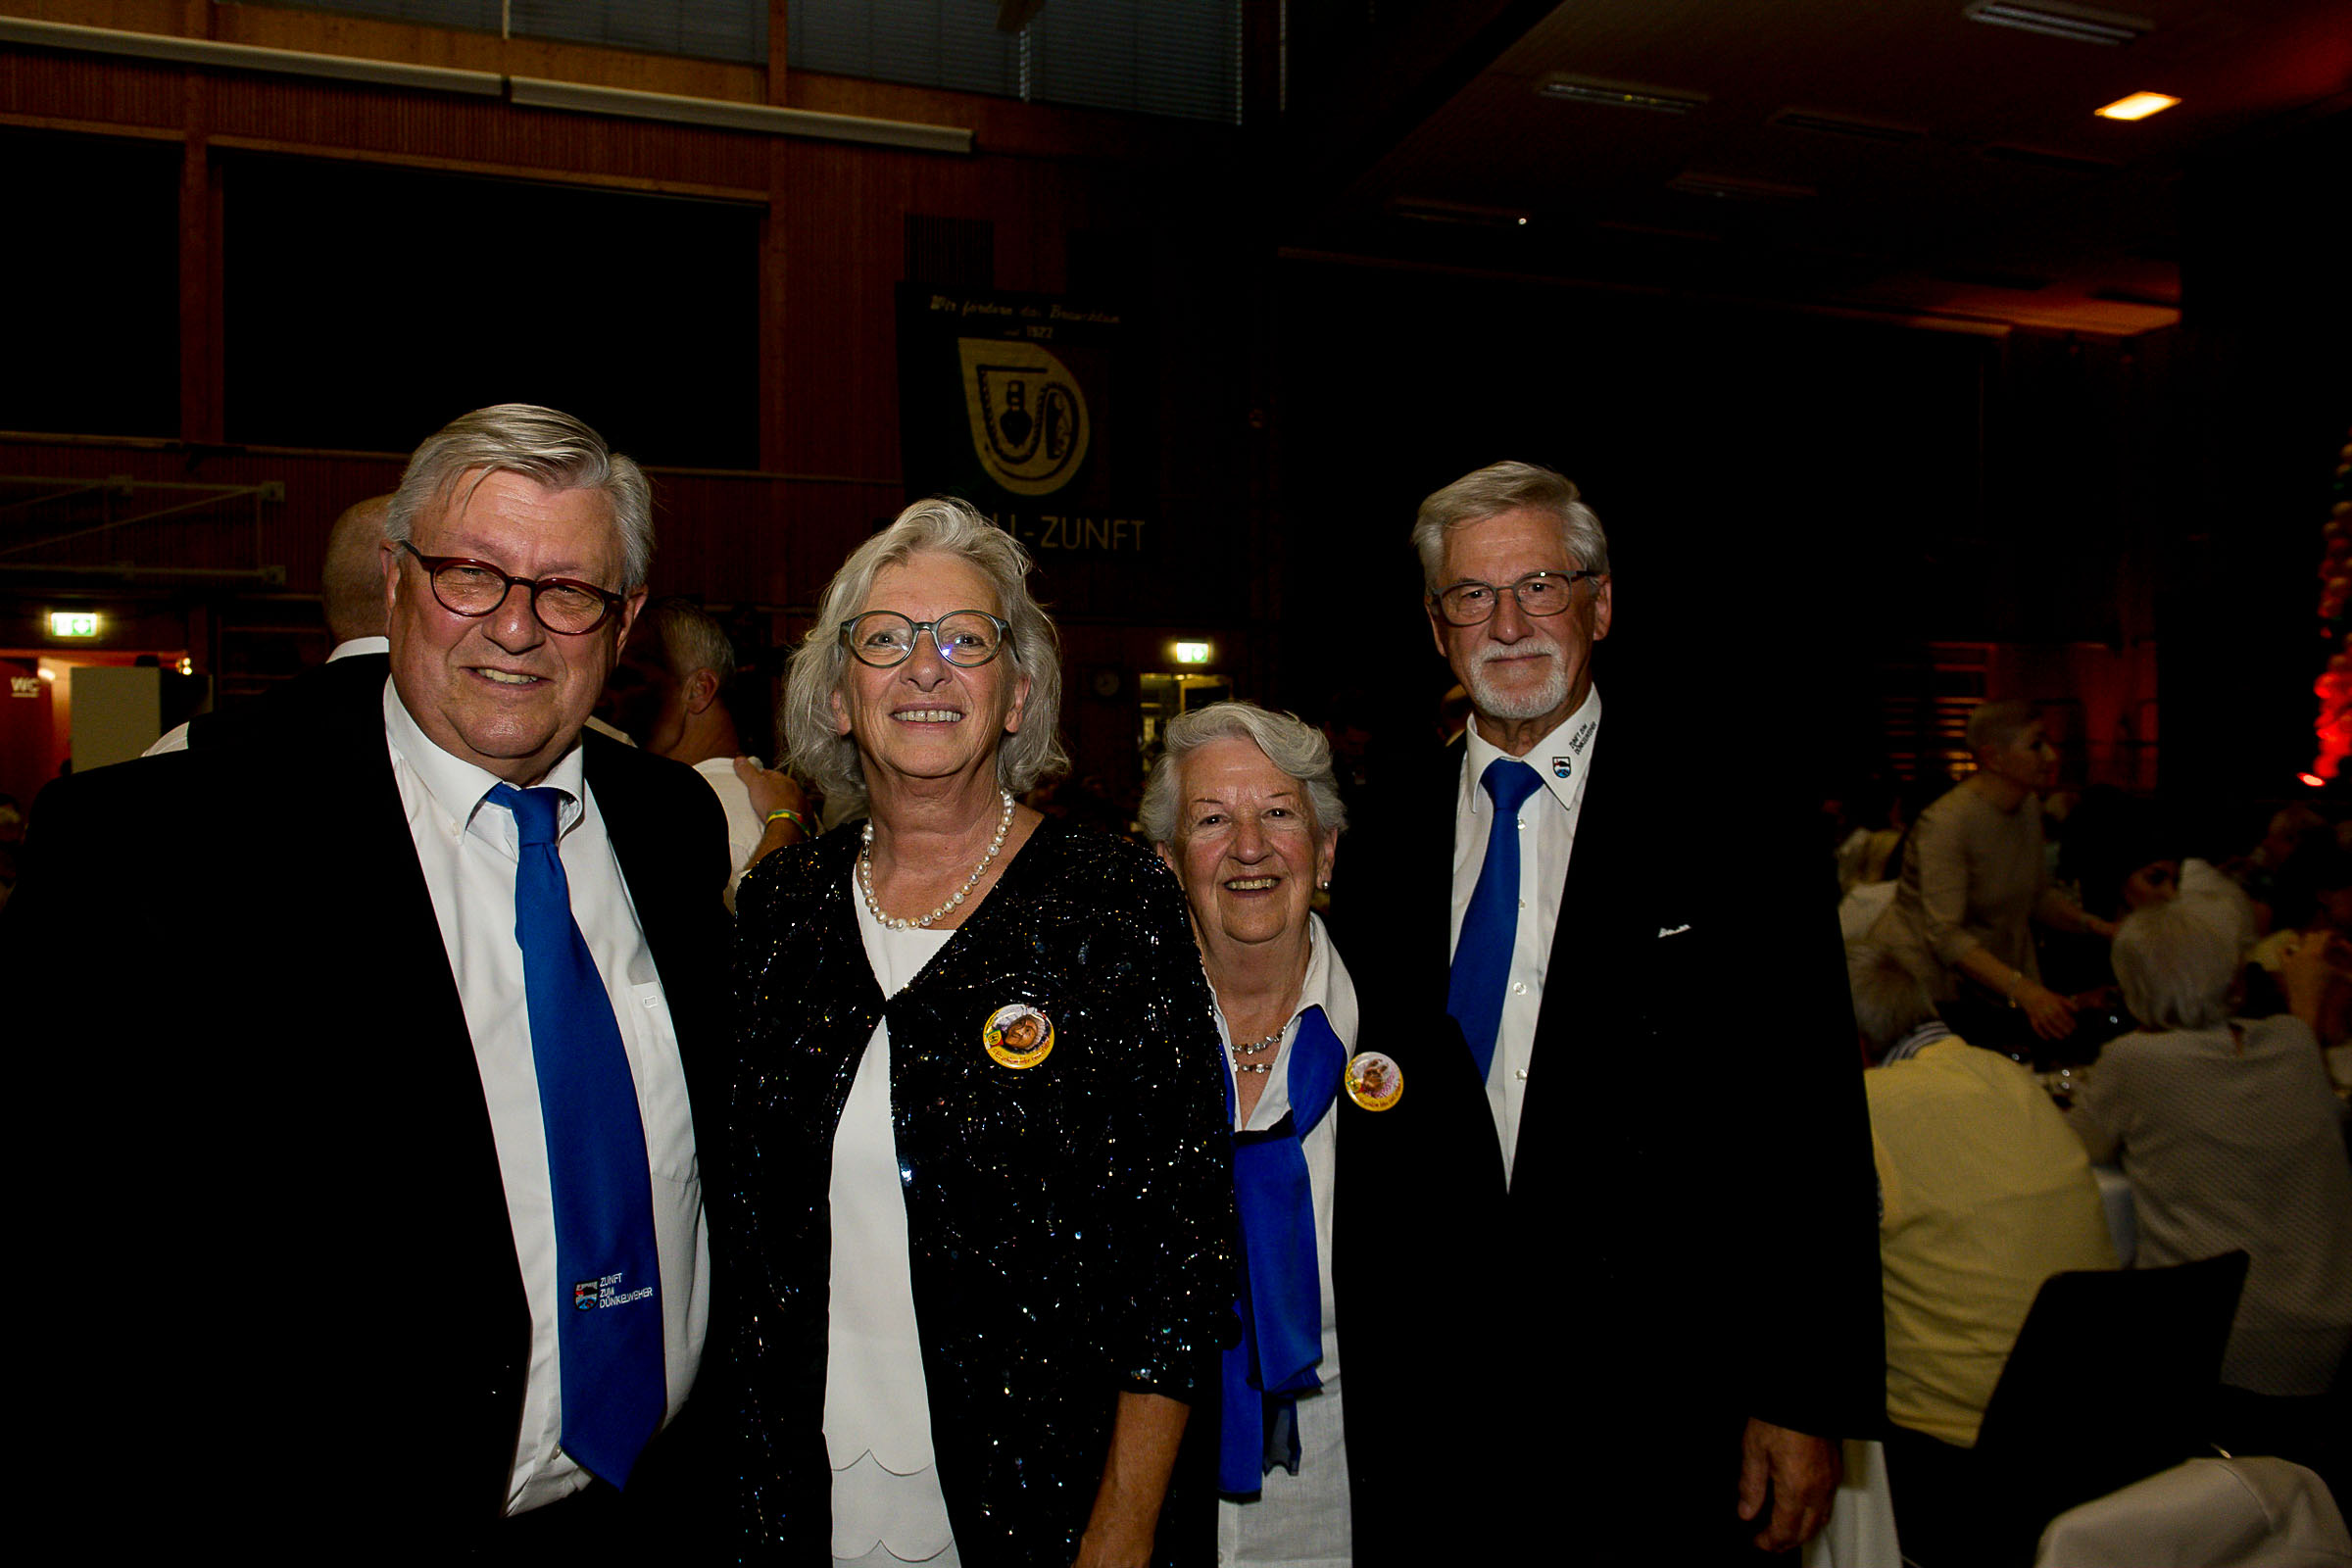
[1852,942,2119,1562]
[1866,702,2118,1046]
[1854,944,2116,1445]
[2071,901,2352,1494]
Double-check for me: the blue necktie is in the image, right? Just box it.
[1219,1004,1349,1498]
[1447,759,1544,1084]
[487,784,666,1489]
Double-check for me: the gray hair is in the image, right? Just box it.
[635,596,735,680]
[1966,700,2039,756]
[1845,942,1939,1055]
[385,404,654,591]
[1140,700,1348,850]
[1411,461,1611,592]
[2112,898,2238,1031]
[782,497,1066,808]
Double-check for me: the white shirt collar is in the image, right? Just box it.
[327,634,390,662]
[383,678,587,841]
[1461,684,1602,816]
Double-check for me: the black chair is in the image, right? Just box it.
[1887,1250,2250,1567]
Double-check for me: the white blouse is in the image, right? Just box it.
[826,875,959,1566]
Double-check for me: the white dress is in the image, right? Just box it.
[826,875,959,1566]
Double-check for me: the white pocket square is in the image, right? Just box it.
[1657,923,1691,938]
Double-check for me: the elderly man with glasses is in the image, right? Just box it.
[1334,461,1882,1564]
[5,405,734,1560]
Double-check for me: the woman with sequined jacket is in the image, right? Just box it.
[725,498,1235,1568]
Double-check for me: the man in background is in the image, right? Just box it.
[146,493,392,754]
[599,595,789,906]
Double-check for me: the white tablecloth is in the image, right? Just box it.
[1802,1439,1901,1568]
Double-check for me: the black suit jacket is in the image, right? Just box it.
[1332,697,1884,1560]
[6,672,732,1553]
[180,647,391,754]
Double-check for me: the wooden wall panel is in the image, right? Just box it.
[4,7,1266,799]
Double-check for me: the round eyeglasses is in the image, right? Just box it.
[399,541,626,635]
[840,610,1012,668]
[1430,569,1605,627]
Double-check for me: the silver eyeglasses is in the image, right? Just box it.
[839,610,1013,668]
[1430,569,1605,627]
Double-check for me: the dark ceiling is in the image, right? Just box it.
[1279,0,2352,335]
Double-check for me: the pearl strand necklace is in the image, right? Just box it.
[859,789,1015,930]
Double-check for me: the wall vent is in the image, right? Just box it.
[1767,108,1929,144]
[1665,172,1816,203]
[1983,142,2121,173]
[1962,1,2152,46]
[1389,197,1533,228]
[1535,74,1708,115]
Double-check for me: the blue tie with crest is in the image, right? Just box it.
[487,782,666,1488]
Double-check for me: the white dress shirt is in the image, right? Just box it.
[1449,686,1600,1184]
[1213,913,1356,1568]
[691,755,765,913]
[385,680,708,1515]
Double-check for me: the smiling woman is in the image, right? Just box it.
[726,497,1233,1566]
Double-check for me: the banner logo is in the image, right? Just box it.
[958,338,1090,496]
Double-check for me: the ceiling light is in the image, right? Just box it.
[2094,91,2180,121]
[1963,2,2152,46]
[1536,74,1708,115]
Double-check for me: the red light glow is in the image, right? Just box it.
[2300,773,2327,788]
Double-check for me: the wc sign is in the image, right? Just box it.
[10,676,39,699]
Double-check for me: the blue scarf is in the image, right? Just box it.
[1219,1004,1348,1498]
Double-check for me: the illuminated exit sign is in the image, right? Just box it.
[49,612,99,638]
[1174,642,1212,665]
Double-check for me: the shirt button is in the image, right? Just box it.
[1511,981,1528,994]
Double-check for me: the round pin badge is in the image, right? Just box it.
[1344,1051,1403,1111]
[983,1004,1054,1069]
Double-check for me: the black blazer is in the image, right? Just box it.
[181,648,392,754]
[1332,697,1884,1559]
[6,674,732,1552]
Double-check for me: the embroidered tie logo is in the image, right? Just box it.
[573,1272,655,1310]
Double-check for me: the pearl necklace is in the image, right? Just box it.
[859,790,1015,930]
[1229,1023,1287,1075]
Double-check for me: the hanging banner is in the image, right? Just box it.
[896,285,1153,556]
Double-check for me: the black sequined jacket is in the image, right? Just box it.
[726,818,1236,1565]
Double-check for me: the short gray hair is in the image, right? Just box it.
[385,404,654,590]
[1411,461,1611,592]
[635,596,735,680]
[1966,700,2039,756]
[1140,701,1348,850]
[1846,942,1939,1054]
[2112,898,2238,1031]
[782,497,1066,808]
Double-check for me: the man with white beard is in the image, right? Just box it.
[1334,461,1881,1562]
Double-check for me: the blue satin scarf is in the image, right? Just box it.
[1219,1004,1348,1498]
